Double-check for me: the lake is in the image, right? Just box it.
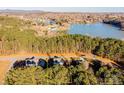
[69,23,124,40]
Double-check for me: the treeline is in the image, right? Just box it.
[1,31,124,62]
[5,62,124,85]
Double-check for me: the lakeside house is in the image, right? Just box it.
[25,57,36,67]
[12,56,89,69]
[38,58,47,68]
[70,56,89,69]
[52,56,64,65]
[13,57,37,68]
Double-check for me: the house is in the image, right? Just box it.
[13,60,26,68]
[38,58,47,68]
[25,56,36,67]
[48,25,58,31]
[78,57,86,63]
[47,56,64,67]
[70,56,86,66]
[26,60,36,67]
[48,20,56,25]
[70,56,89,69]
[53,56,64,66]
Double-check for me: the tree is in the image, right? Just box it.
[96,66,124,85]
[73,70,98,85]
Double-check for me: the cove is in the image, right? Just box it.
[69,23,124,40]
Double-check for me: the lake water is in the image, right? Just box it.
[69,23,124,40]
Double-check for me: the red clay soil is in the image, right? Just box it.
[0,52,117,65]
[0,60,11,84]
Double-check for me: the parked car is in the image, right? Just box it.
[26,60,36,67]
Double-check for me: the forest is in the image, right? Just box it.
[5,63,124,85]
[1,29,124,63]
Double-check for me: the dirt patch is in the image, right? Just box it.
[0,52,117,65]
[0,60,11,84]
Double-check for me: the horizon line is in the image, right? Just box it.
[0,7,124,12]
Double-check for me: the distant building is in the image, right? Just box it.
[48,25,57,31]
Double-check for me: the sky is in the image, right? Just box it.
[0,7,124,12]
